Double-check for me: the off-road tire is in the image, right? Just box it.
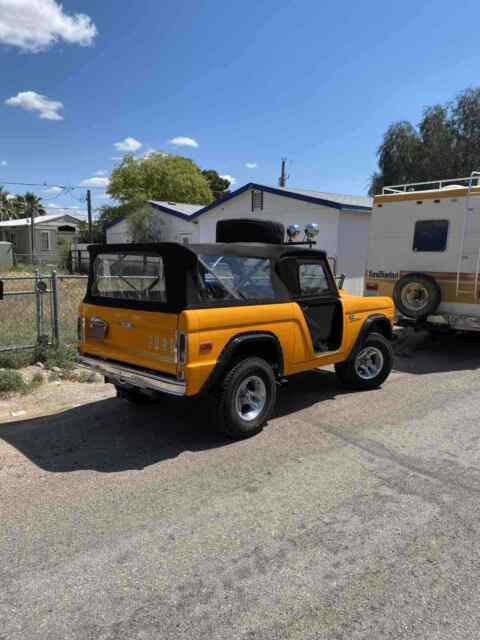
[335,332,393,391]
[393,273,441,319]
[213,357,277,439]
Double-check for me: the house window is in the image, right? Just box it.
[40,231,50,251]
[413,220,449,252]
[251,189,264,212]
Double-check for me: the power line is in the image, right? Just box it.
[0,179,106,190]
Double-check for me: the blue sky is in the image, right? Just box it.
[1,0,480,218]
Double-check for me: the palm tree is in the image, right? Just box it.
[0,186,15,221]
[21,192,46,218]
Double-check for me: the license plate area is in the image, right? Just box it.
[87,316,108,340]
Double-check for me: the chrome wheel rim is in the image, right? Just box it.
[400,282,430,312]
[235,375,267,421]
[355,346,384,381]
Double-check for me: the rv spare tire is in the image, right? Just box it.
[393,273,441,319]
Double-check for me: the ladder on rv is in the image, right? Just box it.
[456,172,480,300]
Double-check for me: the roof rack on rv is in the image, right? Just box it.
[382,172,480,195]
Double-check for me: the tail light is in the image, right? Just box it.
[366,282,379,292]
[77,316,86,342]
[176,331,188,380]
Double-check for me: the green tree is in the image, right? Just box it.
[108,153,213,205]
[201,170,231,200]
[127,205,166,243]
[370,87,480,195]
[0,189,46,220]
[97,202,139,227]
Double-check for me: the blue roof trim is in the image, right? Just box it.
[104,182,371,230]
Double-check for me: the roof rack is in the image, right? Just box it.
[382,172,480,195]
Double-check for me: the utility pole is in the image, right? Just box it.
[86,189,93,243]
[29,203,36,265]
[279,158,289,187]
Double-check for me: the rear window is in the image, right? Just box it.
[413,220,449,252]
[91,253,166,302]
[197,255,275,301]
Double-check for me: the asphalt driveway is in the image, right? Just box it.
[1,332,480,639]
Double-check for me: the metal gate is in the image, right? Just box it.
[0,271,60,353]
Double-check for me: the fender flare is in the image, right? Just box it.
[347,314,393,362]
[203,331,284,392]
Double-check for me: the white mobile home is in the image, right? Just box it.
[105,183,372,295]
[0,212,81,264]
[366,175,480,331]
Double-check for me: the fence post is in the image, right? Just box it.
[34,270,41,347]
[51,270,60,348]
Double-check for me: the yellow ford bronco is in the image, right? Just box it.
[78,219,395,438]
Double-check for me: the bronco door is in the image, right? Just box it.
[290,257,343,355]
[80,250,179,375]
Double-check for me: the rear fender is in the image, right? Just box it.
[203,331,284,392]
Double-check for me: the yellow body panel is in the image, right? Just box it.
[79,293,394,397]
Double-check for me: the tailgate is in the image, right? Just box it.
[79,249,182,376]
[80,304,178,375]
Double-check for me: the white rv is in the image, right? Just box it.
[365,174,480,331]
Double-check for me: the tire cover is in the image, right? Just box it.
[393,273,441,319]
[216,219,285,244]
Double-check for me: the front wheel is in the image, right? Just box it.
[335,332,393,390]
[213,357,277,439]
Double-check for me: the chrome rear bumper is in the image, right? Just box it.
[77,355,187,396]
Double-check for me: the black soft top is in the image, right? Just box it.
[88,242,326,262]
[190,243,327,261]
[85,242,331,313]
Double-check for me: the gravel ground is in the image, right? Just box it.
[1,332,480,639]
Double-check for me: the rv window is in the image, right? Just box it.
[413,220,449,252]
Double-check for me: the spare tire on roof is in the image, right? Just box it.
[216,219,285,244]
[393,272,441,319]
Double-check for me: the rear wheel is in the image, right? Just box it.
[213,357,277,439]
[335,332,393,390]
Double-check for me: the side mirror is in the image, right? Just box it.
[336,274,346,289]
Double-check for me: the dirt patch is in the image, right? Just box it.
[0,378,114,423]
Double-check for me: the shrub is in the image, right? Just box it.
[37,345,77,371]
[0,370,27,395]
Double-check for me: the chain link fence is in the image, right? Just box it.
[0,272,88,354]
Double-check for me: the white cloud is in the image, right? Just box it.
[169,136,199,148]
[94,169,108,176]
[114,137,142,152]
[0,0,97,53]
[1,160,7,166]
[245,162,257,169]
[221,174,236,186]
[80,176,110,188]
[5,90,63,120]
[44,186,62,194]
[143,148,157,159]
[112,156,122,161]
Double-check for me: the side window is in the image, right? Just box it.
[298,261,331,296]
[198,255,275,301]
[413,220,449,252]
